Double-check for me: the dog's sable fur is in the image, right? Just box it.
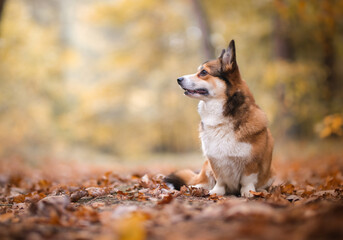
[164,40,274,197]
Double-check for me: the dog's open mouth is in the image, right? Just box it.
[183,88,209,96]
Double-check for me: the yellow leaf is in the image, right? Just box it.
[118,212,149,240]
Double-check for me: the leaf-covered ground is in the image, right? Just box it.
[0,152,342,240]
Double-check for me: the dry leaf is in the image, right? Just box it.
[157,194,173,205]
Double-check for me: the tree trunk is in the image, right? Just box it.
[320,1,336,110]
[272,11,294,114]
[190,0,215,59]
[0,0,5,36]
[272,0,298,137]
[0,0,6,22]
[273,13,294,61]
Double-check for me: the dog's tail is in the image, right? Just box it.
[164,169,198,190]
[164,160,215,190]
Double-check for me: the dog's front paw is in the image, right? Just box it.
[209,184,225,196]
[240,188,254,198]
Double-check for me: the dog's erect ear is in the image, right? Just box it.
[218,49,226,59]
[222,40,236,71]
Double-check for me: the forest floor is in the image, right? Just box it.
[0,142,343,240]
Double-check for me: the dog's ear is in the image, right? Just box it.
[218,49,226,59]
[222,40,236,71]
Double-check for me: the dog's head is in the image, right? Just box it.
[177,40,242,101]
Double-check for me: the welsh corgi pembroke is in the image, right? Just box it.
[165,40,274,197]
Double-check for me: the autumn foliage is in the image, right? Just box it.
[0,152,342,240]
[0,1,343,239]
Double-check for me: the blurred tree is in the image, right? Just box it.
[272,0,296,137]
[318,0,336,109]
[190,0,215,59]
[273,0,294,61]
[0,0,6,22]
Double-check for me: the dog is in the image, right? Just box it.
[164,40,274,197]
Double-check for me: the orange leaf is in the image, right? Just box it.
[157,194,173,205]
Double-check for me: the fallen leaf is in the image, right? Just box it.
[117,212,149,240]
[157,194,173,205]
[86,187,108,197]
[70,190,88,202]
[281,184,295,195]
[0,212,14,223]
[286,194,302,202]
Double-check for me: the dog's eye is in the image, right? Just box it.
[199,69,208,77]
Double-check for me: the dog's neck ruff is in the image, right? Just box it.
[198,99,230,127]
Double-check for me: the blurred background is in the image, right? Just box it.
[0,0,342,164]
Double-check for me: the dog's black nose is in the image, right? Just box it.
[177,77,184,83]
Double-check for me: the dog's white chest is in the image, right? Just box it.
[200,125,251,160]
[198,100,252,160]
